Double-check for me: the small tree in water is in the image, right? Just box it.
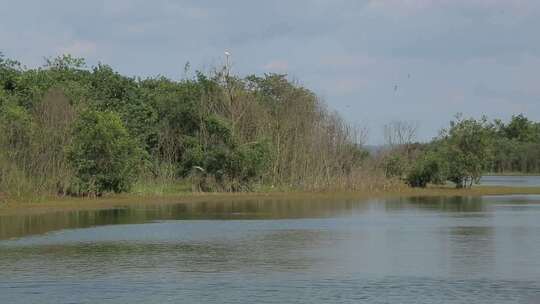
[439,114,493,188]
[405,115,493,189]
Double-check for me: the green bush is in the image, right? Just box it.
[0,101,33,158]
[178,136,205,176]
[440,115,493,188]
[405,151,447,188]
[228,141,271,184]
[383,154,407,178]
[67,110,141,196]
[192,140,271,192]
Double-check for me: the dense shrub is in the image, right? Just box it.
[67,110,141,196]
[2,53,472,198]
[383,154,407,178]
[405,152,447,188]
[0,102,33,155]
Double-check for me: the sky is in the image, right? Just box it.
[1,0,539,144]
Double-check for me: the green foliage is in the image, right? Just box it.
[44,54,86,70]
[0,54,353,198]
[0,90,75,199]
[0,54,21,94]
[440,115,493,187]
[490,114,540,173]
[67,110,141,196]
[228,141,271,183]
[4,52,540,198]
[502,114,537,142]
[405,151,447,188]
[205,115,233,144]
[178,136,205,176]
[117,98,158,151]
[383,154,407,178]
[0,101,33,155]
[200,140,271,191]
[404,113,540,188]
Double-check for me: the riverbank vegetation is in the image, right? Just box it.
[385,114,540,188]
[0,54,391,202]
[1,53,539,202]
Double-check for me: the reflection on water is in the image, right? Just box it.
[1,195,540,304]
[0,198,364,240]
[0,196,489,240]
[386,196,486,212]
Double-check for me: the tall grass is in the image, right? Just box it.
[0,89,76,202]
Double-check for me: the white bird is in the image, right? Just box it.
[224,51,231,56]
[192,166,205,173]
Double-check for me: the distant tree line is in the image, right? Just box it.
[0,54,371,199]
[384,114,540,188]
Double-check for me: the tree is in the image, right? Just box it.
[0,101,33,159]
[383,154,407,178]
[0,53,21,93]
[503,114,536,142]
[381,120,419,180]
[0,53,383,197]
[439,115,493,188]
[67,110,141,196]
[405,150,448,188]
[225,140,271,189]
[383,120,418,151]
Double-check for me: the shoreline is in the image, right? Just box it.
[1,186,540,217]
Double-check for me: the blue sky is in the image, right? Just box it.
[1,0,539,144]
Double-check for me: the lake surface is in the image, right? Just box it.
[480,175,540,187]
[1,195,540,304]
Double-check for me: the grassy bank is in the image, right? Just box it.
[1,185,540,217]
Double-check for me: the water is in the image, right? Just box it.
[480,175,540,187]
[1,195,540,304]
